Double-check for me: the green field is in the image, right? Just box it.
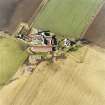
[33,0,104,39]
[0,37,28,85]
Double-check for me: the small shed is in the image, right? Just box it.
[29,55,42,65]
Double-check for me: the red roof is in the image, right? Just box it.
[31,46,52,52]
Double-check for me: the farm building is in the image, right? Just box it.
[29,34,53,45]
[31,45,52,52]
[29,35,45,45]
[28,55,43,65]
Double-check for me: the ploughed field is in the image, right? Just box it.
[85,2,105,48]
[0,0,43,33]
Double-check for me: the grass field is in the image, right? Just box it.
[33,0,104,39]
[0,37,28,85]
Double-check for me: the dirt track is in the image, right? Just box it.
[0,0,43,33]
[85,2,105,48]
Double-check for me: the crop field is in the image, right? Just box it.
[33,0,104,39]
[1,46,105,105]
[0,37,28,86]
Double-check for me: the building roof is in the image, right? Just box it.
[31,45,53,52]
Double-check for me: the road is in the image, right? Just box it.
[0,0,43,33]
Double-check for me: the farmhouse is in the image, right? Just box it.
[28,32,57,53]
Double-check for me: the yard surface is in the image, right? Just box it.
[0,45,105,105]
[0,37,28,85]
[33,0,104,39]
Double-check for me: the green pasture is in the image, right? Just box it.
[0,37,28,85]
[33,0,104,39]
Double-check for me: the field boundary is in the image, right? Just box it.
[81,0,105,38]
[28,0,49,26]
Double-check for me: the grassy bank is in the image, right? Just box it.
[0,37,28,85]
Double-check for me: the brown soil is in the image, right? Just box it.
[0,0,43,33]
[85,2,105,48]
